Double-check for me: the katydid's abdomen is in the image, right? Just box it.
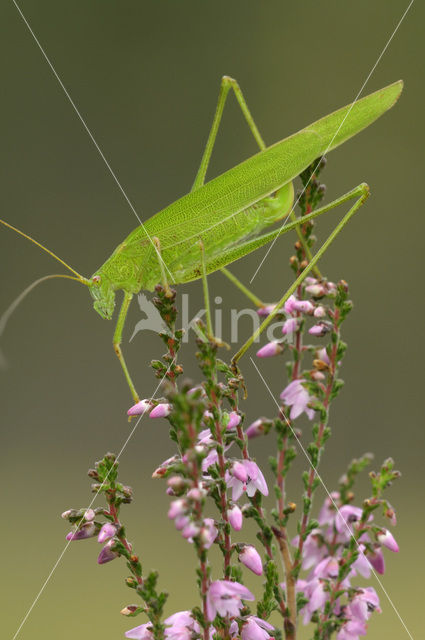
[98,181,294,293]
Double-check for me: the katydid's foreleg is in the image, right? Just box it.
[113,291,139,403]
[231,183,370,369]
[198,239,213,338]
[192,75,266,191]
[153,236,173,297]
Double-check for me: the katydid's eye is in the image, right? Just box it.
[93,275,101,285]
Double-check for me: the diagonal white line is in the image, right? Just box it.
[10,359,176,640]
[249,0,415,284]
[250,357,414,639]
[11,0,174,283]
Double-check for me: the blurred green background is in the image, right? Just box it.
[1,1,423,638]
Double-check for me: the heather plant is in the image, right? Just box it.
[62,159,400,640]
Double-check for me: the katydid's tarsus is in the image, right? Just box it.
[0,77,403,402]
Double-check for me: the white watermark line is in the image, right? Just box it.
[11,359,176,640]
[249,357,414,639]
[11,0,174,284]
[249,0,414,284]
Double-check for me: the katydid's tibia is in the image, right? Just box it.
[0,77,403,402]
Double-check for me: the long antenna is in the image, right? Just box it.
[1,218,89,283]
[0,273,84,370]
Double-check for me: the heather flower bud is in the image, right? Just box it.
[227,411,241,429]
[309,322,332,336]
[246,419,265,439]
[168,499,186,520]
[66,522,96,541]
[200,518,218,548]
[149,403,171,418]
[282,317,298,336]
[120,605,139,616]
[84,509,95,521]
[305,283,327,298]
[238,544,263,575]
[182,522,200,539]
[97,539,119,564]
[293,299,314,314]
[232,461,248,482]
[313,305,326,318]
[98,523,117,543]
[228,504,243,531]
[377,529,399,552]
[61,509,74,519]
[256,341,284,358]
[167,476,187,494]
[127,399,152,417]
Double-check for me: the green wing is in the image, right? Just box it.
[127,80,402,249]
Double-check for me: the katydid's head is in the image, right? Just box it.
[89,272,116,320]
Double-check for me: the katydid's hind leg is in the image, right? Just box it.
[193,76,269,309]
[192,75,266,191]
[220,266,267,309]
[113,291,140,403]
[231,183,370,372]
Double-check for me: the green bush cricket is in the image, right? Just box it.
[0,77,403,403]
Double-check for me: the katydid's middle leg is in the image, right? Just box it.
[113,291,139,403]
[231,183,370,370]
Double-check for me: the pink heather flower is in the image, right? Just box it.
[316,347,330,365]
[246,419,265,439]
[293,299,314,314]
[282,317,298,336]
[149,403,171,418]
[84,508,95,521]
[314,555,339,579]
[97,539,119,564]
[309,322,331,336]
[335,505,363,537]
[241,617,274,640]
[98,523,117,543]
[337,619,367,640]
[280,379,315,420]
[227,411,241,429]
[292,530,327,569]
[181,522,200,540]
[257,303,283,317]
[200,518,218,548]
[377,529,399,552]
[239,545,263,575]
[66,522,96,541]
[350,545,371,579]
[228,504,243,531]
[168,499,187,520]
[369,548,385,574]
[297,578,328,624]
[164,611,200,640]
[206,580,255,620]
[226,460,268,501]
[284,295,298,314]
[202,448,219,472]
[349,587,381,622]
[256,341,284,358]
[186,487,206,501]
[125,623,154,640]
[314,305,326,318]
[127,399,152,417]
[174,515,190,531]
[305,283,327,297]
